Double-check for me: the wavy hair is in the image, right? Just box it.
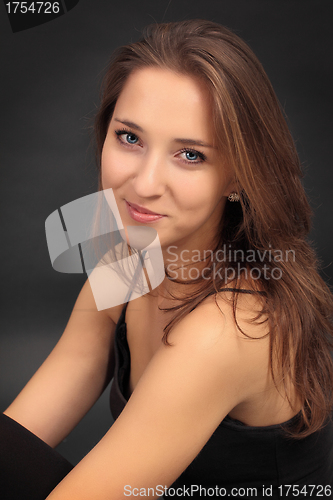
[94,20,333,437]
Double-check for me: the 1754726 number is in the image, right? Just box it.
[5,2,60,14]
[278,485,332,497]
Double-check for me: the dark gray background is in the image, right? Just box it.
[1,0,332,464]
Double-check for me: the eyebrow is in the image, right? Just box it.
[173,138,214,148]
[114,118,144,132]
[114,118,215,149]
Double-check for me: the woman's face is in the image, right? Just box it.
[101,67,235,254]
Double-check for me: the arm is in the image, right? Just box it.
[46,294,270,499]
[4,280,118,448]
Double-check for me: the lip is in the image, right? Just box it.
[125,200,166,223]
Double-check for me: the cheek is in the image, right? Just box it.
[175,172,225,213]
[100,146,131,190]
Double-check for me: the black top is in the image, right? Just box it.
[110,303,333,499]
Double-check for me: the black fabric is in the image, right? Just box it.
[0,413,73,500]
[110,303,333,499]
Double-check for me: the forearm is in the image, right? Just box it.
[4,292,116,447]
[4,344,114,447]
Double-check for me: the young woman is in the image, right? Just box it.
[2,19,333,499]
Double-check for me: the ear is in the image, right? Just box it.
[223,178,238,199]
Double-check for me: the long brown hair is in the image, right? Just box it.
[95,20,333,437]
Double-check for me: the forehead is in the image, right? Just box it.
[113,67,214,141]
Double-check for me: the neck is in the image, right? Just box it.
[162,241,216,281]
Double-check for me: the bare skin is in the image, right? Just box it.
[4,68,300,499]
[124,288,298,427]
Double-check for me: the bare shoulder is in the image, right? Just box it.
[168,286,269,345]
[166,288,271,403]
[215,286,269,339]
[54,279,124,356]
[72,278,124,326]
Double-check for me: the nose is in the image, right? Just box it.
[132,151,166,198]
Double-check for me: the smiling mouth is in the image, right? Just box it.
[126,201,166,223]
[127,201,163,215]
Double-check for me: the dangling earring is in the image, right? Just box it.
[228,192,240,202]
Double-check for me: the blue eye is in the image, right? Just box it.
[115,129,140,146]
[185,151,199,161]
[179,148,206,164]
[126,133,138,144]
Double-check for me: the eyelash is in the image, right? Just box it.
[178,148,207,164]
[115,129,140,149]
[114,128,207,165]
